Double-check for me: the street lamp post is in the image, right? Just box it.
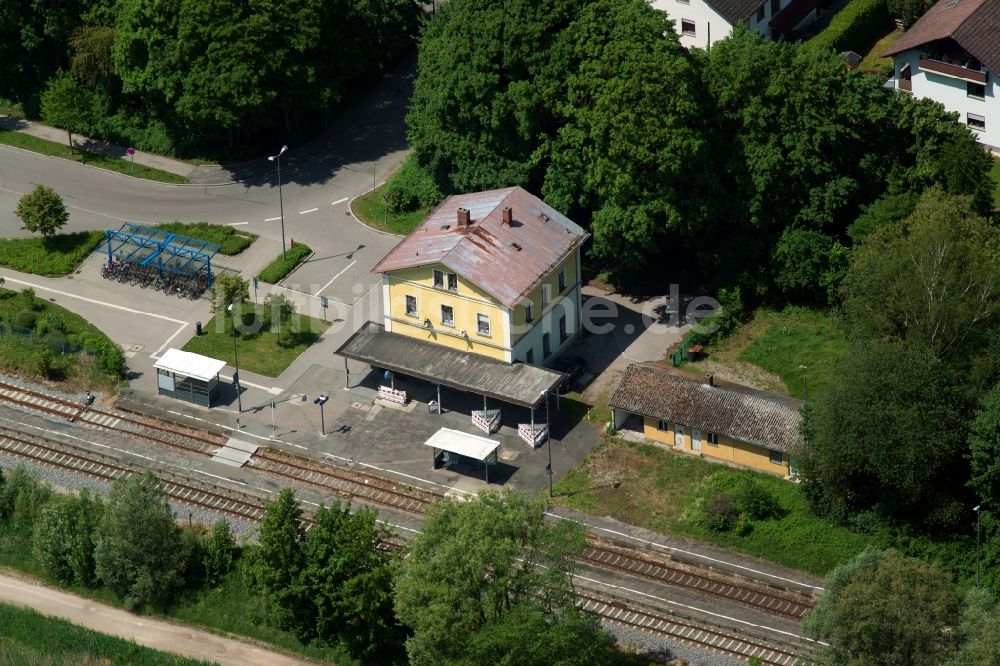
[974,504,982,587]
[314,394,329,436]
[227,304,242,413]
[268,145,289,261]
[542,390,552,497]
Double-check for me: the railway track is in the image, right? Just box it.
[580,537,816,621]
[576,590,802,666]
[250,449,441,515]
[0,426,268,525]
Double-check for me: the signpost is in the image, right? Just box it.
[127,147,135,177]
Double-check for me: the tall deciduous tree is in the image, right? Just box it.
[39,70,97,153]
[970,383,1000,512]
[844,189,1000,362]
[15,185,69,238]
[804,547,963,665]
[797,339,970,528]
[248,488,305,628]
[394,490,591,664]
[33,489,103,587]
[94,472,186,609]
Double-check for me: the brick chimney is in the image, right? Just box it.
[457,207,470,228]
[502,206,513,226]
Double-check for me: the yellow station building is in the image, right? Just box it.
[610,364,802,477]
[373,186,589,365]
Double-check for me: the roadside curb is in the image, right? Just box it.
[0,142,199,188]
[347,186,406,239]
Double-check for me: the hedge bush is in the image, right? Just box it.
[0,231,103,277]
[385,156,442,214]
[155,222,255,256]
[810,0,890,55]
[257,243,312,284]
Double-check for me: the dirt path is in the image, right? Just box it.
[0,571,317,666]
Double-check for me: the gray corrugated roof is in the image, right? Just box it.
[609,364,804,453]
[373,187,588,309]
[707,0,766,24]
[881,0,1000,72]
[335,321,564,408]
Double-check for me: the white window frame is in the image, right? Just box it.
[558,269,567,292]
[477,313,491,337]
[769,449,783,465]
[440,304,454,327]
[405,294,418,318]
[542,332,551,357]
[967,82,986,100]
[447,272,458,291]
[433,269,444,289]
[542,284,551,308]
[656,419,668,431]
[681,19,696,36]
[558,315,567,343]
[967,113,986,130]
[525,301,534,323]
[706,432,719,446]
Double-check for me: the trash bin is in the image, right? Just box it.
[195,321,202,336]
[428,400,440,414]
[686,344,703,362]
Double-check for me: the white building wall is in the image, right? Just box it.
[893,49,1000,151]
[651,0,814,49]
[511,284,581,366]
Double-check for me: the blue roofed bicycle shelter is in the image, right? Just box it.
[104,223,221,287]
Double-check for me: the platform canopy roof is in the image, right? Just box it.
[424,428,499,461]
[154,348,227,382]
[335,322,564,409]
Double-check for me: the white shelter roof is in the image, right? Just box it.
[154,348,227,382]
[423,428,500,461]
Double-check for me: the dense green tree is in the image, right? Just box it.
[970,383,1000,511]
[248,488,305,628]
[33,490,103,587]
[804,547,963,665]
[15,185,69,238]
[407,0,582,193]
[394,490,589,664]
[797,340,970,528]
[39,70,98,153]
[541,0,711,276]
[68,25,117,91]
[210,274,249,314]
[844,189,1000,362]
[290,502,399,658]
[201,519,236,586]
[94,472,186,609]
[846,191,919,243]
[945,588,1000,666]
[0,465,52,524]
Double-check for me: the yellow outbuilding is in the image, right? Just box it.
[609,364,803,478]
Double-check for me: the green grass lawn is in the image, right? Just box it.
[0,127,189,184]
[990,157,1000,209]
[554,438,873,576]
[155,222,256,256]
[182,305,328,377]
[352,183,433,236]
[0,230,102,276]
[0,602,215,666]
[857,27,904,71]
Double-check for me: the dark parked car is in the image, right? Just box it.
[552,356,588,394]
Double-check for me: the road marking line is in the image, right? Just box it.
[264,216,282,222]
[151,322,190,359]
[0,276,186,325]
[331,197,349,205]
[316,260,357,295]
[298,207,318,215]
[227,221,249,226]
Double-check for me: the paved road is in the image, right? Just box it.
[0,571,314,666]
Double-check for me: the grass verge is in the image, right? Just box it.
[0,231,102,276]
[256,243,312,284]
[155,222,256,256]
[683,307,847,403]
[352,183,432,236]
[0,602,214,666]
[554,438,873,576]
[0,127,189,184]
[182,304,328,377]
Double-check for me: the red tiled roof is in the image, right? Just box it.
[881,0,1000,72]
[373,187,588,309]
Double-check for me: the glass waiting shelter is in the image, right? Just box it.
[154,348,226,407]
[424,427,500,484]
